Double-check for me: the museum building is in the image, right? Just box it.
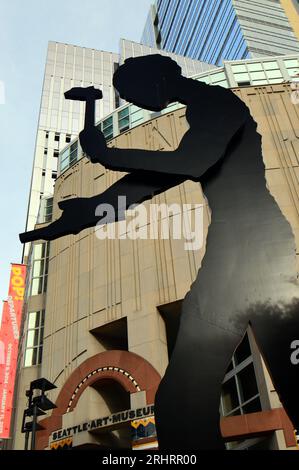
[11,54,299,450]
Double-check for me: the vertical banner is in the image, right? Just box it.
[0,264,26,439]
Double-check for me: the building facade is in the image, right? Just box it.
[141,0,299,65]
[11,53,299,450]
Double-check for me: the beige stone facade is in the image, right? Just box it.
[280,0,299,40]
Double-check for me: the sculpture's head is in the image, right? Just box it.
[113,54,183,112]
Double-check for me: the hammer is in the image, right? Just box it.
[64,86,103,129]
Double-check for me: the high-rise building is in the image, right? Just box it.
[119,38,215,74]
[23,42,119,258]
[11,51,299,450]
[141,0,299,65]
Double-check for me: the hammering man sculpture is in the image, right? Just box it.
[20,55,299,449]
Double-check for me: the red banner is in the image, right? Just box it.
[0,264,26,438]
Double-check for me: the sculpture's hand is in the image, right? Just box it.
[19,197,97,243]
[65,85,107,165]
[79,127,108,165]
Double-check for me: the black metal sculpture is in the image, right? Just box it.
[20,55,299,449]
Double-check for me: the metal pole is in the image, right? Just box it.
[24,431,29,450]
[30,403,37,450]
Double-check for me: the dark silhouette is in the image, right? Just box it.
[20,55,299,449]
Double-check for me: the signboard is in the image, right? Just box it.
[0,264,26,438]
[51,405,155,443]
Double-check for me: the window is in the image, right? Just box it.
[287,68,299,78]
[115,91,120,109]
[130,105,144,127]
[263,61,279,71]
[237,81,251,87]
[45,131,49,139]
[231,64,247,73]
[250,71,266,81]
[269,78,285,84]
[284,59,299,69]
[69,141,78,165]
[24,310,45,367]
[222,336,262,452]
[66,134,71,143]
[44,149,48,155]
[54,133,60,142]
[102,116,113,140]
[51,171,57,180]
[234,72,250,82]
[53,150,59,158]
[220,334,261,418]
[222,377,239,414]
[44,198,53,223]
[60,147,70,172]
[234,334,251,365]
[247,63,264,72]
[59,140,78,171]
[265,70,282,80]
[30,243,49,296]
[118,107,130,132]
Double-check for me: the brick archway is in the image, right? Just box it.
[36,350,161,450]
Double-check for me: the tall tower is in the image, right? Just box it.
[141,0,299,66]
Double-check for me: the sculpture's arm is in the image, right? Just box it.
[19,171,186,243]
[79,117,247,181]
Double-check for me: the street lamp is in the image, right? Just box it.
[22,377,57,450]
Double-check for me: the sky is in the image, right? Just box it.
[0,0,153,318]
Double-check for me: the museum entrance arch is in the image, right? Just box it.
[73,378,132,449]
[35,350,161,450]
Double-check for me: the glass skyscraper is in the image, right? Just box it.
[142,0,299,66]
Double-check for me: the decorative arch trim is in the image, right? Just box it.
[36,350,161,450]
[65,366,142,412]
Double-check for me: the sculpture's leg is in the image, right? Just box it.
[155,301,246,450]
[251,304,299,430]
